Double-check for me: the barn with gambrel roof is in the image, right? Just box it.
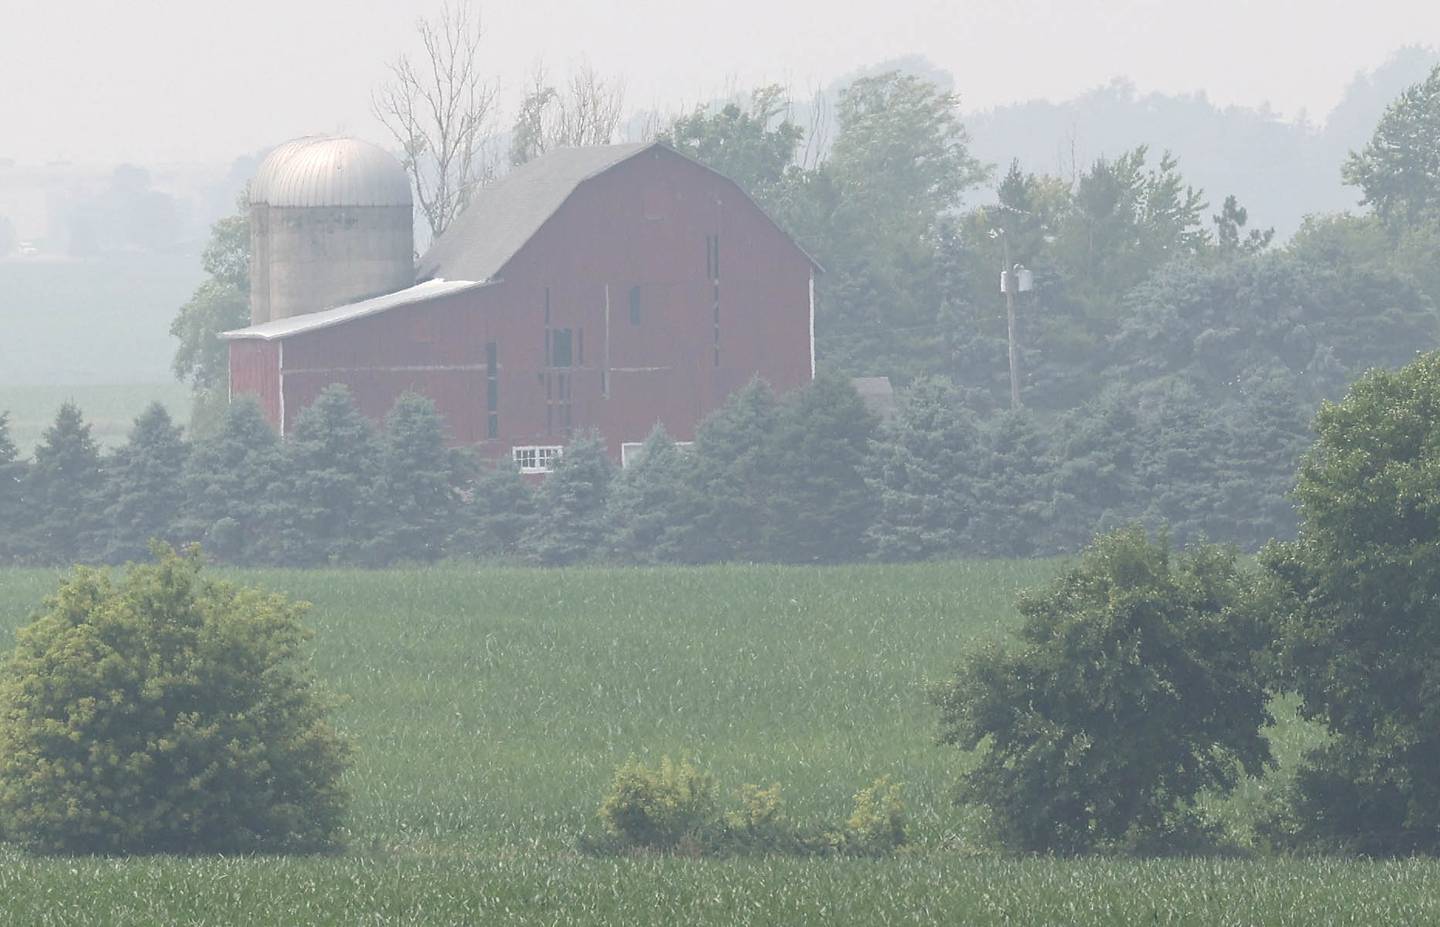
[224,139,817,472]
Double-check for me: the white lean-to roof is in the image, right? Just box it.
[220,279,486,341]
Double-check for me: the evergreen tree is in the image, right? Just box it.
[523,431,613,566]
[180,397,285,565]
[23,402,103,564]
[1135,383,1233,547]
[275,385,383,566]
[683,379,783,562]
[369,393,461,565]
[606,425,694,564]
[1049,388,1147,551]
[98,403,188,564]
[761,373,879,563]
[0,413,29,565]
[966,409,1058,557]
[868,378,981,561]
[453,456,537,560]
[1220,376,1310,549]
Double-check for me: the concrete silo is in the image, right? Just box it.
[248,136,414,325]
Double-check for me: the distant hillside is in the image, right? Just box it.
[963,47,1440,238]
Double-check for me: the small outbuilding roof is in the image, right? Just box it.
[220,278,486,341]
[851,376,898,423]
[418,141,819,283]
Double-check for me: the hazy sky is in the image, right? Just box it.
[3,0,1438,166]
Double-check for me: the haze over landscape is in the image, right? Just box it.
[8,4,1440,921]
[2,1,1437,388]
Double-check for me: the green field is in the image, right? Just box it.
[0,254,200,388]
[0,382,191,453]
[0,561,1426,925]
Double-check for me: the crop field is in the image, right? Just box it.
[0,561,1431,925]
[0,382,191,453]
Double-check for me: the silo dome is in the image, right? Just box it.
[259,136,413,208]
[248,136,415,325]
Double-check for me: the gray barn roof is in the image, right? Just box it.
[417,143,651,283]
[417,141,818,283]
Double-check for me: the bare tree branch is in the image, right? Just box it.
[373,1,497,240]
[509,61,626,167]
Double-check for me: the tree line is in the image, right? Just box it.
[0,363,1332,569]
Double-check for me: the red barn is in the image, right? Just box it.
[224,140,817,472]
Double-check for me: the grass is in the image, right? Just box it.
[0,382,192,452]
[0,561,1424,925]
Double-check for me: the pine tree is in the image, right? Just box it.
[1220,376,1310,548]
[275,385,383,566]
[607,425,694,564]
[966,409,1058,557]
[764,372,879,563]
[683,378,782,562]
[369,393,461,565]
[1136,383,1233,547]
[453,456,537,560]
[523,431,613,566]
[1050,388,1147,552]
[0,413,30,565]
[868,378,981,561]
[98,403,188,564]
[23,402,104,564]
[180,397,285,564]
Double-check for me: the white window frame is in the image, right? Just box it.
[621,440,693,468]
[513,445,563,474]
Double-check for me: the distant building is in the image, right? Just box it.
[224,138,817,471]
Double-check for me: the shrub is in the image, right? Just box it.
[595,757,906,857]
[597,755,718,850]
[935,525,1273,855]
[838,776,907,855]
[0,545,351,855]
[1262,351,1440,855]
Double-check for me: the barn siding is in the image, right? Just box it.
[239,146,813,460]
[228,340,282,428]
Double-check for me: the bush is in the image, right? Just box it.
[935,525,1273,855]
[1262,351,1440,854]
[0,545,351,855]
[838,776,907,855]
[597,755,719,851]
[595,756,906,857]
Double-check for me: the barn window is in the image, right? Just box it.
[552,329,573,367]
[622,440,694,468]
[629,286,642,325]
[513,445,563,474]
